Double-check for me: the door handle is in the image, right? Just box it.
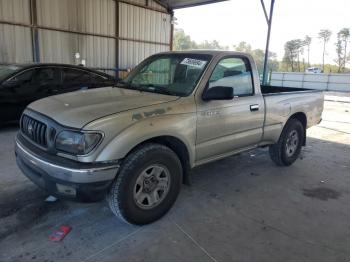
[250,104,259,111]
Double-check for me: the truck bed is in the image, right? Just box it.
[261,84,324,134]
[261,85,321,95]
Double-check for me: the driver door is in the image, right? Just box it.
[195,56,264,163]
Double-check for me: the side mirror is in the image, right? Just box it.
[202,86,234,101]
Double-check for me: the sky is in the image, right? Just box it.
[174,0,350,64]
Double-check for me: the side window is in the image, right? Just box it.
[5,69,35,86]
[92,74,108,81]
[209,57,253,96]
[91,73,111,86]
[62,68,91,87]
[3,70,35,93]
[14,70,35,83]
[3,69,36,95]
[33,68,60,85]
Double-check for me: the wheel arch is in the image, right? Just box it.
[122,135,192,185]
[287,112,307,146]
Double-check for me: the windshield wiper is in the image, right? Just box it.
[114,81,138,90]
[114,82,179,96]
[137,84,179,96]
[154,88,179,96]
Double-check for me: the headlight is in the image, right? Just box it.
[55,131,102,155]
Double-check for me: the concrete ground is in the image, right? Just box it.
[0,94,350,262]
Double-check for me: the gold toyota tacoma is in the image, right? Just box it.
[15,51,324,224]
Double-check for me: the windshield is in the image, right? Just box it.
[0,65,22,82]
[120,53,212,96]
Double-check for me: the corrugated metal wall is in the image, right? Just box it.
[0,0,30,23]
[0,24,33,63]
[36,0,117,68]
[36,0,116,36]
[0,0,171,73]
[38,29,116,68]
[118,2,171,68]
[119,40,168,68]
[148,0,167,12]
[119,3,170,44]
[0,0,32,63]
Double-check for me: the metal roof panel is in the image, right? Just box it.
[157,0,227,10]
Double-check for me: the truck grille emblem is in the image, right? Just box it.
[28,124,33,135]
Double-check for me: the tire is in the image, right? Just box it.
[107,143,182,225]
[269,118,304,166]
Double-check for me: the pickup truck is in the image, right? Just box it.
[15,51,324,225]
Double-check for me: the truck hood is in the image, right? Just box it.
[28,87,179,128]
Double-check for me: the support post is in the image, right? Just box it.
[29,0,40,62]
[115,0,120,79]
[262,0,275,85]
[169,11,174,51]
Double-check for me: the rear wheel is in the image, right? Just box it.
[107,143,182,225]
[269,119,304,166]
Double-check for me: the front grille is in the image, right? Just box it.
[21,115,48,147]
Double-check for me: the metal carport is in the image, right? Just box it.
[0,0,275,82]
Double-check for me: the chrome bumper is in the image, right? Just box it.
[15,138,119,184]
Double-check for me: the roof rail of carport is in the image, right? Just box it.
[157,0,228,10]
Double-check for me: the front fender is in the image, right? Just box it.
[95,113,197,166]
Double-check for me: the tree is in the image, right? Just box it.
[304,35,312,67]
[283,40,302,71]
[173,28,197,51]
[233,42,278,74]
[338,28,350,71]
[173,28,228,51]
[197,40,228,50]
[294,39,304,72]
[334,37,344,73]
[318,29,332,72]
[233,41,252,53]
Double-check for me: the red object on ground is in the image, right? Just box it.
[49,225,72,242]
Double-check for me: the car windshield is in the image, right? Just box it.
[0,65,22,82]
[119,53,212,96]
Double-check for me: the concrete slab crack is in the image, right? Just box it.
[173,221,219,262]
[82,227,143,262]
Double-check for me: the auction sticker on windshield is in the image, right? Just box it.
[180,58,207,69]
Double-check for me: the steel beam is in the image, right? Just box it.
[117,0,168,14]
[115,0,120,78]
[262,0,275,85]
[259,0,269,24]
[29,0,40,62]
[170,11,174,50]
[0,20,171,47]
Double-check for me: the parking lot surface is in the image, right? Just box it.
[0,95,350,262]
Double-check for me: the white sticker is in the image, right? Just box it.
[180,58,207,69]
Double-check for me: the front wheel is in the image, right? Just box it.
[107,143,182,225]
[269,119,304,166]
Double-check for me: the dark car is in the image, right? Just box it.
[0,64,116,123]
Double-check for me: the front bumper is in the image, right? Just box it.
[15,136,120,201]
